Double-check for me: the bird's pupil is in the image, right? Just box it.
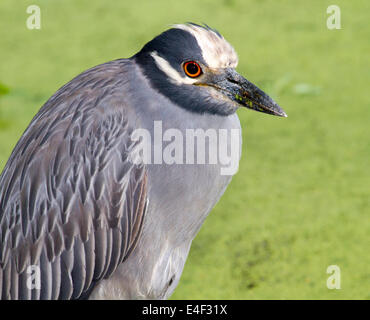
[187,63,198,74]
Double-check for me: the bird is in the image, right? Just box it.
[0,23,286,300]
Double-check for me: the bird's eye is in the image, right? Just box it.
[183,61,202,78]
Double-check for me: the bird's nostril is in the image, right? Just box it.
[227,77,239,85]
[168,275,175,287]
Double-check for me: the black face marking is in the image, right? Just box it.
[134,26,238,116]
[135,28,206,73]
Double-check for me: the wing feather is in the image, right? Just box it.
[71,237,86,299]
[50,255,61,300]
[0,60,148,299]
[39,249,52,300]
[59,249,74,300]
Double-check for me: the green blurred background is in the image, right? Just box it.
[0,0,369,299]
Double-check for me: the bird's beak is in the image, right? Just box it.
[203,68,287,117]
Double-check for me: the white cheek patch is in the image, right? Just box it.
[173,24,238,69]
[150,51,197,85]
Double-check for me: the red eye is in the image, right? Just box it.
[183,61,202,78]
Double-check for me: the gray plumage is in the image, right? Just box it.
[0,61,148,299]
[0,24,286,299]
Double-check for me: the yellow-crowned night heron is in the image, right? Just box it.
[0,23,286,300]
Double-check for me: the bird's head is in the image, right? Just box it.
[134,23,287,117]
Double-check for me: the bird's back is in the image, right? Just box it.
[0,59,149,299]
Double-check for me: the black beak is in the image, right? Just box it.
[211,68,287,117]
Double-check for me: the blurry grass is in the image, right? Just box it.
[0,0,369,299]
